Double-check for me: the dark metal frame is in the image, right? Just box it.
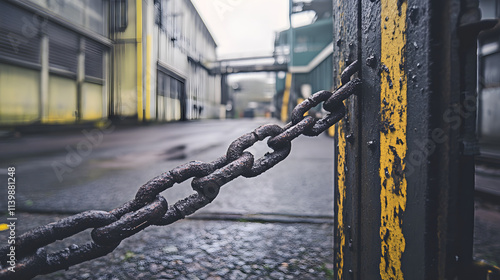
[333,0,497,279]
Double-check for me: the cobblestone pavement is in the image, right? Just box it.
[0,213,334,280]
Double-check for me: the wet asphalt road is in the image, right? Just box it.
[0,118,336,279]
[0,118,334,217]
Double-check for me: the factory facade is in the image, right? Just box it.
[0,0,222,125]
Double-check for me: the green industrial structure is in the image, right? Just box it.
[274,0,334,130]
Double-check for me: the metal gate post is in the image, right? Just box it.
[333,0,490,279]
[332,1,361,280]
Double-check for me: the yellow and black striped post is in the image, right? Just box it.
[333,0,491,279]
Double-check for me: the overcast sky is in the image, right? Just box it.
[191,0,290,59]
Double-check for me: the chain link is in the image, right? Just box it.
[0,61,360,280]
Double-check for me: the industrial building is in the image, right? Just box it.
[273,0,334,133]
[0,0,222,125]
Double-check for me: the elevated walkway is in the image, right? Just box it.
[209,56,288,75]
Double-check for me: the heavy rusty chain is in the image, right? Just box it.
[0,61,360,280]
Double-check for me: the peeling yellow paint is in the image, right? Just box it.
[379,1,407,279]
[336,110,346,280]
[335,3,347,277]
[336,47,346,280]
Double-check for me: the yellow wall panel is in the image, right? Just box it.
[47,75,77,123]
[81,82,103,121]
[114,44,137,117]
[0,64,40,124]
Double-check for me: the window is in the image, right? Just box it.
[86,0,107,36]
[483,52,500,88]
[0,2,42,65]
[48,23,78,74]
[113,0,128,32]
[85,39,105,80]
[154,0,162,27]
[157,72,169,96]
[28,0,108,36]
